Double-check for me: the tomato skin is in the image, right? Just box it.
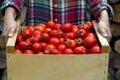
[65,32,75,39]
[72,25,78,37]
[26,26,35,32]
[54,49,62,54]
[24,50,34,54]
[33,30,42,36]
[86,32,96,38]
[47,20,55,29]
[35,25,45,32]
[40,42,47,51]
[59,38,67,44]
[66,39,76,49]
[15,49,23,54]
[44,44,56,54]
[41,32,50,42]
[60,23,73,33]
[25,38,32,45]
[52,23,61,30]
[75,38,83,46]
[45,28,52,34]
[73,46,87,54]
[77,29,88,39]
[37,23,47,29]
[50,30,58,37]
[19,41,29,51]
[88,45,101,54]
[64,48,73,54]
[49,37,60,47]
[22,29,33,40]
[57,44,66,52]
[85,21,93,31]
[30,35,40,43]
[78,23,90,31]
[16,34,23,44]
[50,30,64,38]
[84,34,97,48]
[32,42,42,53]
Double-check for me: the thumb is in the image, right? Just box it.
[99,28,108,38]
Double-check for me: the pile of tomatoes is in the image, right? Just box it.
[15,21,101,54]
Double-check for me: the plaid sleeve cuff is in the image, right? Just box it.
[92,4,114,21]
[0,1,21,19]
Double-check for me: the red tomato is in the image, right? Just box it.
[35,25,45,32]
[49,37,60,47]
[41,32,50,42]
[26,26,35,32]
[78,23,90,31]
[33,29,42,36]
[64,48,73,54]
[52,23,62,30]
[88,45,101,54]
[72,25,78,36]
[45,28,52,34]
[50,30,64,38]
[15,49,23,54]
[73,46,87,54]
[16,33,23,44]
[44,44,56,54]
[65,32,75,39]
[30,35,40,43]
[37,23,47,29]
[24,50,34,54]
[25,38,32,45]
[77,29,88,39]
[19,41,29,51]
[59,38,67,44]
[40,42,47,50]
[32,42,42,53]
[50,30,58,37]
[84,35,97,48]
[86,32,96,37]
[60,23,73,33]
[75,38,83,46]
[22,28,33,40]
[53,49,62,54]
[57,44,66,52]
[47,20,55,29]
[85,21,93,31]
[66,39,76,49]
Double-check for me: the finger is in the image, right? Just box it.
[99,28,108,38]
[8,27,16,37]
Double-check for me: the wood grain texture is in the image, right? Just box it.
[7,54,108,80]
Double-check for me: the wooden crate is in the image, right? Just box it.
[6,21,110,80]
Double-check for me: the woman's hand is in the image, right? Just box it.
[98,10,112,42]
[1,7,17,38]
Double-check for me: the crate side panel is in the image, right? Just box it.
[7,54,109,80]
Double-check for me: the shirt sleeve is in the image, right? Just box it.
[87,0,114,21]
[0,0,24,19]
